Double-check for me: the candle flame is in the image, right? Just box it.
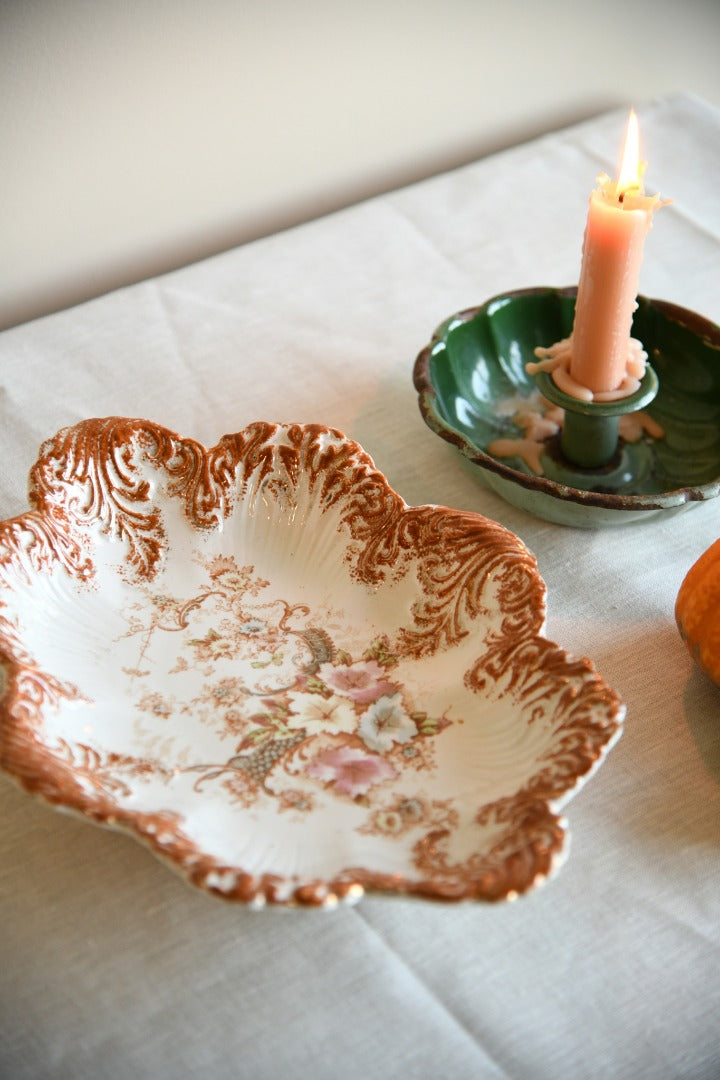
[617,109,642,195]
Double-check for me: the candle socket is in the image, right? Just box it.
[534,365,659,470]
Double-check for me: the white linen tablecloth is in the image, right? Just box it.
[1,93,719,1079]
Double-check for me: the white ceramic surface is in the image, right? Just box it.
[0,418,623,905]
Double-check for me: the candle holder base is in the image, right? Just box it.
[534,365,659,471]
[413,287,720,527]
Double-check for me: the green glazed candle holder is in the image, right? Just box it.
[413,287,720,528]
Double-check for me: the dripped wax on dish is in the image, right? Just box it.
[486,393,664,475]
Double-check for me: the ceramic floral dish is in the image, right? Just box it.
[414,287,720,527]
[0,418,623,906]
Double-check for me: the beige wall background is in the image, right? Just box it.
[2,0,719,330]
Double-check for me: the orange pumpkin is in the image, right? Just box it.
[676,538,720,687]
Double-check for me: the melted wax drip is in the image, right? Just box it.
[486,393,664,476]
[526,336,648,403]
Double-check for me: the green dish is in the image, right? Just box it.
[413,287,720,527]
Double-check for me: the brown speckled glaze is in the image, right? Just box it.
[0,418,623,906]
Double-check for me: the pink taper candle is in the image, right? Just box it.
[569,111,657,395]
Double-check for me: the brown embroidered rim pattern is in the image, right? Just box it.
[0,417,624,906]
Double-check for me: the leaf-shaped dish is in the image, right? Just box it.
[0,418,623,906]
[414,288,720,527]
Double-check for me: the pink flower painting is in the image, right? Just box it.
[306,745,396,798]
[318,659,397,705]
